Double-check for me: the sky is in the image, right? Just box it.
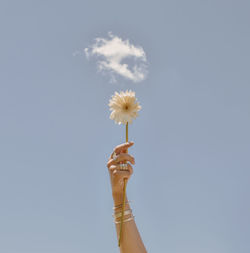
[0,1,250,253]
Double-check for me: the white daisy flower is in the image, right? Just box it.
[109,90,141,125]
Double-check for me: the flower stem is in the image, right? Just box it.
[118,177,128,247]
[118,122,129,247]
[126,122,128,143]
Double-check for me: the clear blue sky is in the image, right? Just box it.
[0,1,250,253]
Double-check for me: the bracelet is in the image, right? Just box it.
[113,201,131,210]
[114,215,135,224]
[113,209,132,219]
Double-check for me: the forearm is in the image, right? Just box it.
[113,193,147,253]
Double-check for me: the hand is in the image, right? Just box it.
[107,142,135,198]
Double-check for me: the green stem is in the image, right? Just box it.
[118,122,129,247]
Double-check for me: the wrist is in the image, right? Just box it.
[112,192,127,206]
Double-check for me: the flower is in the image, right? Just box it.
[109,90,141,125]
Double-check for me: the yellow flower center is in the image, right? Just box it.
[123,104,130,111]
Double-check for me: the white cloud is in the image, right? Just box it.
[85,33,148,83]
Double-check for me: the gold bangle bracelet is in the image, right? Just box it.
[114,216,135,224]
[113,201,131,210]
[113,209,132,219]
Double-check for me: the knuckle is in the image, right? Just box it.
[109,165,116,171]
[128,154,133,160]
[128,164,133,174]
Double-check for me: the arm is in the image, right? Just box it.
[107,142,147,253]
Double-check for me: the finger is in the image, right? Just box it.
[107,153,135,168]
[114,141,134,155]
[108,164,118,172]
[109,163,133,175]
[113,169,131,181]
[108,142,134,160]
[113,153,135,165]
[126,163,133,175]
